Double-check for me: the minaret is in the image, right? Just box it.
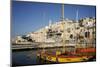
[76,10,79,23]
[49,20,52,27]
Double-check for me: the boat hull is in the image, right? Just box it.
[37,52,92,63]
[37,47,96,63]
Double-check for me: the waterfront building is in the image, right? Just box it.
[14,17,96,48]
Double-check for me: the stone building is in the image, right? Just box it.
[14,17,96,47]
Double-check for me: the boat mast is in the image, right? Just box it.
[74,9,78,53]
[61,3,66,53]
[75,9,79,48]
[76,10,79,23]
[62,4,64,21]
[43,12,46,52]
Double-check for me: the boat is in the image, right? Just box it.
[37,46,95,63]
[37,3,96,63]
[37,50,94,63]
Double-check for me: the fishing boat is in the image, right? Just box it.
[37,50,94,63]
[37,3,96,63]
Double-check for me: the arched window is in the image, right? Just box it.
[85,31,90,38]
[70,34,73,39]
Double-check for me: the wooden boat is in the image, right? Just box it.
[37,3,96,63]
[76,48,96,53]
[37,51,93,63]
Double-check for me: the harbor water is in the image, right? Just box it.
[12,47,96,66]
[12,48,61,66]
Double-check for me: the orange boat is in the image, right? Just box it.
[76,48,96,53]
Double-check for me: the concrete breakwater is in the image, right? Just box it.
[12,40,95,50]
[12,42,59,50]
[12,42,78,50]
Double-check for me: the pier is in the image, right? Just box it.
[12,42,57,50]
[12,42,95,50]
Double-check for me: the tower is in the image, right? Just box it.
[76,10,79,23]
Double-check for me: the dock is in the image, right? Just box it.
[12,42,94,50]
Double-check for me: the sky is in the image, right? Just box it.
[11,1,96,38]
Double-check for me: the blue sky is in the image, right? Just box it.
[12,1,96,38]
